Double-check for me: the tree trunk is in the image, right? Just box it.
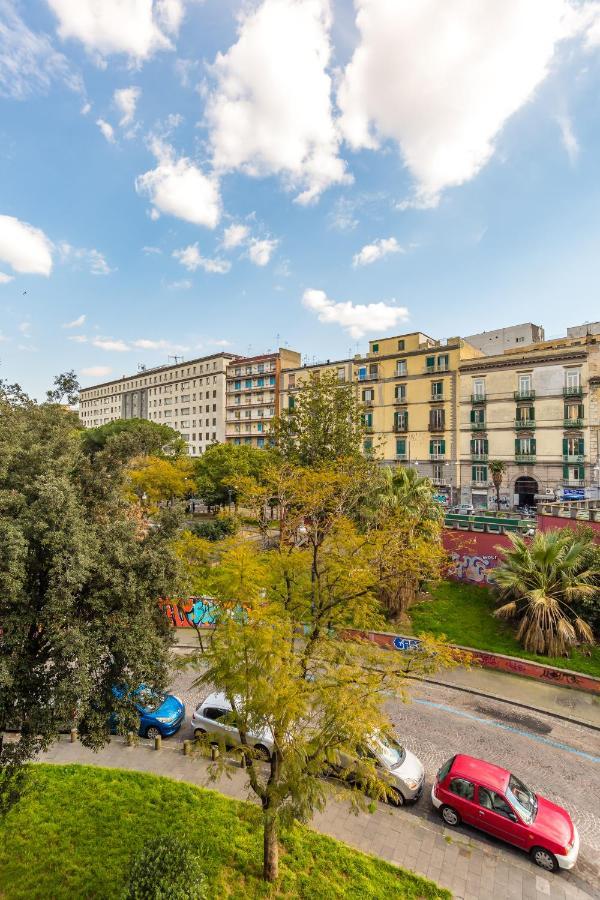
[263,812,279,882]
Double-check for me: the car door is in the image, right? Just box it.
[446,776,478,825]
[202,706,239,744]
[476,787,529,849]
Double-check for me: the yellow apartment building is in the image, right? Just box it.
[459,334,600,508]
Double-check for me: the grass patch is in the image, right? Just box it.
[408,580,600,678]
[0,764,450,900]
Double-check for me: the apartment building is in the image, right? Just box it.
[279,332,483,501]
[464,323,545,356]
[79,352,240,455]
[225,348,301,448]
[459,333,600,508]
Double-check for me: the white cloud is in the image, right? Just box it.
[352,236,402,267]
[131,338,188,351]
[0,271,14,284]
[136,138,221,228]
[143,245,162,255]
[173,243,230,274]
[338,0,591,206]
[81,365,112,377]
[59,243,112,275]
[208,338,232,347]
[114,86,141,127]
[556,113,579,164]
[96,118,115,143]
[63,314,86,328]
[47,0,185,62]
[165,278,192,290]
[247,237,278,267]
[0,0,81,100]
[81,101,91,115]
[302,288,409,339]
[18,321,31,336]
[67,334,88,343]
[206,0,350,204]
[222,223,250,249]
[92,337,129,352]
[0,214,53,275]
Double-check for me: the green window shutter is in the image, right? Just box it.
[289,396,295,410]
[426,356,435,369]
[563,438,568,455]
[483,439,488,453]
[470,409,475,423]
[482,466,488,481]
[440,439,446,454]
[564,405,569,419]
[472,466,477,481]
[563,464,569,479]
[531,438,536,453]
[578,403,585,418]
[515,438,520,453]
[470,439,475,453]
[405,413,408,429]
[578,438,584,455]
[429,440,434,454]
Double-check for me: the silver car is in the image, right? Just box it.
[190,692,274,760]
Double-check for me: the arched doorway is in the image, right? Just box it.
[515,475,538,508]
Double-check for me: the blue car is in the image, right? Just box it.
[111,685,185,739]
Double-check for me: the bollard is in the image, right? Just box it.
[127,731,135,747]
[70,728,77,743]
[183,739,192,757]
[154,735,162,751]
[210,744,219,762]
[239,751,246,769]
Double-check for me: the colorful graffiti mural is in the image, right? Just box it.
[163,596,247,628]
[442,530,513,585]
[447,551,497,584]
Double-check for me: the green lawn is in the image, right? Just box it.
[408,580,600,679]
[0,765,449,900]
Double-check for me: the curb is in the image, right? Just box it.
[409,674,600,733]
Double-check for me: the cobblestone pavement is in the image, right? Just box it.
[40,734,598,900]
[168,662,600,896]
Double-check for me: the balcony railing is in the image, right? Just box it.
[363,398,374,407]
[393,422,408,432]
[563,386,583,397]
[395,453,408,461]
[425,365,450,373]
[471,479,489,488]
[563,479,585,486]
[429,422,445,432]
[563,454,585,463]
[470,421,486,430]
[393,396,407,405]
[563,418,583,428]
[429,393,445,402]
[514,389,535,401]
[395,369,408,378]
[430,453,446,461]
[514,419,536,429]
[364,425,375,433]
[471,453,488,462]
[358,372,379,382]
[471,394,486,404]
[515,453,536,463]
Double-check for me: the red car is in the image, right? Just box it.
[431,754,579,872]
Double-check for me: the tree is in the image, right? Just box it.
[194,442,271,510]
[82,418,186,459]
[270,370,365,466]
[0,386,180,802]
[126,835,206,900]
[493,531,597,655]
[488,460,506,509]
[186,465,466,882]
[46,370,80,405]
[128,455,195,506]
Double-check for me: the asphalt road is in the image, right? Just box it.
[167,666,600,880]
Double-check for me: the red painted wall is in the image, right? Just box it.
[442,530,512,585]
[537,515,600,538]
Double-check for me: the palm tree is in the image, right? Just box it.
[488,460,506,510]
[493,531,597,656]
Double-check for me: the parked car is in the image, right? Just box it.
[191,693,424,804]
[112,685,185,739]
[431,754,579,872]
[452,504,474,516]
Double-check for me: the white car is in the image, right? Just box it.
[191,692,424,804]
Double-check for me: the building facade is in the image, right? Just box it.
[225,348,301,448]
[463,323,545,356]
[79,352,239,456]
[459,334,600,508]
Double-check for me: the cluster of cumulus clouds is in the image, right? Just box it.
[3,0,600,338]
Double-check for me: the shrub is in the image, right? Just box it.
[191,516,238,542]
[125,834,206,900]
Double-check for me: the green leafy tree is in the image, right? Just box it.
[194,442,271,510]
[125,835,207,900]
[0,386,180,801]
[82,418,186,459]
[46,369,80,405]
[270,370,365,466]
[488,460,506,510]
[128,455,195,506]
[493,531,597,655]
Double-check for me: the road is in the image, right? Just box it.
[168,665,600,884]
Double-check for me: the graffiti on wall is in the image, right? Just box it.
[447,551,498,584]
[163,596,248,628]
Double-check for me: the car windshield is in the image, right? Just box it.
[372,737,406,769]
[135,689,164,712]
[507,774,537,824]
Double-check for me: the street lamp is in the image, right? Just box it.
[227,487,233,512]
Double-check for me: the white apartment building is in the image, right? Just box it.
[78,352,239,455]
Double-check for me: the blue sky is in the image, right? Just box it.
[2,0,600,399]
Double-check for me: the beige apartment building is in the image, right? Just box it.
[225,348,301,448]
[459,333,600,508]
[279,332,483,501]
[78,352,239,456]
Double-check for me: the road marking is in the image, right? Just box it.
[414,700,600,763]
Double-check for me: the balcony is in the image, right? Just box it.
[429,422,445,432]
[563,418,583,429]
[471,453,488,462]
[364,425,375,434]
[395,369,408,379]
[563,479,585,487]
[393,422,408,433]
[514,418,536,429]
[563,386,583,397]
[363,398,374,407]
[425,365,450,374]
[429,394,445,402]
[471,479,489,488]
[393,397,407,405]
[563,454,585,463]
[470,421,487,431]
[514,389,535,401]
[515,453,536,463]
[358,372,379,382]
[471,394,486,404]
[395,453,408,461]
[430,453,446,461]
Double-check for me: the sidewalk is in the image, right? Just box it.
[174,629,600,729]
[39,736,597,900]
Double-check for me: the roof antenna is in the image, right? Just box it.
[168,355,183,365]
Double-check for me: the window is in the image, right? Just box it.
[396,438,406,458]
[357,366,367,381]
[430,439,445,458]
[425,355,435,371]
[395,384,406,401]
[362,388,375,402]
[363,438,373,453]
[564,402,584,421]
[337,367,346,382]
[471,438,488,456]
[437,757,455,784]
[202,707,228,721]
[431,380,443,398]
[234,380,241,390]
[258,363,264,373]
[396,359,407,376]
[363,412,373,428]
[470,408,485,425]
[478,788,515,821]
[472,465,487,483]
[288,374,296,389]
[518,373,532,393]
[372,342,379,352]
[516,405,534,423]
[289,396,295,410]
[437,354,449,371]
[397,339,405,351]
[257,377,264,387]
[472,378,485,399]
[257,437,265,448]
[563,437,584,458]
[515,437,536,455]
[449,778,475,801]
[430,408,445,430]
[269,375,276,386]
[432,463,443,482]
[394,411,408,431]
[565,368,581,389]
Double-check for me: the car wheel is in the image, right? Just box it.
[441,805,461,827]
[194,728,207,739]
[389,787,405,807]
[146,726,161,739]
[531,847,558,873]
[254,744,271,761]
